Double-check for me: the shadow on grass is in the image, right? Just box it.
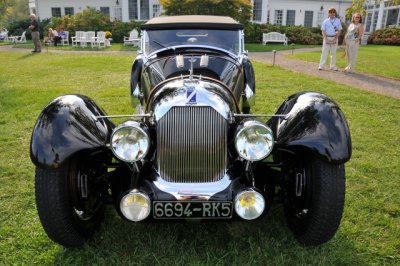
[17,52,40,59]
[53,206,368,265]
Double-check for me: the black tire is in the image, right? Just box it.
[283,154,345,246]
[35,157,105,247]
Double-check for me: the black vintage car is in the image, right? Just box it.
[31,16,351,247]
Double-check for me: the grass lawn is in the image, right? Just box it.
[287,45,400,80]
[0,49,399,265]
[2,40,139,52]
[245,43,317,52]
[3,40,316,53]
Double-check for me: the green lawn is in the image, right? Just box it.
[0,49,399,265]
[287,45,400,80]
[2,40,139,52]
[4,40,315,53]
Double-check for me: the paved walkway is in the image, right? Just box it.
[249,48,400,99]
[1,45,399,98]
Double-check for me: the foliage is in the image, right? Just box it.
[245,23,323,45]
[0,0,29,27]
[160,0,253,25]
[46,8,144,43]
[50,8,112,39]
[367,27,400,45]
[4,17,51,39]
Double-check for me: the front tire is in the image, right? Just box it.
[283,154,345,246]
[35,156,105,247]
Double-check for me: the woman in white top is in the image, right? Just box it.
[344,13,365,73]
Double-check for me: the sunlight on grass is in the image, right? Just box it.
[287,45,400,80]
[0,49,399,265]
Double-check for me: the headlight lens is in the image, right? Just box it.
[234,189,265,220]
[111,121,150,162]
[120,190,151,222]
[235,120,274,161]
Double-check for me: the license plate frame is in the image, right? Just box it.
[153,201,233,219]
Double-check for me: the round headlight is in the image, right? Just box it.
[111,121,150,162]
[120,190,151,222]
[235,120,274,161]
[234,189,265,220]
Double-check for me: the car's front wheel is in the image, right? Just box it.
[35,155,105,247]
[283,153,345,245]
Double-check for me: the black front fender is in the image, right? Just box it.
[268,92,352,164]
[30,95,114,169]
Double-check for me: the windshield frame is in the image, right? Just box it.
[141,29,244,58]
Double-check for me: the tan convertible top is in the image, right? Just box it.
[141,15,243,30]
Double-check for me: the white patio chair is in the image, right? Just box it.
[80,31,95,47]
[60,31,69,46]
[8,31,26,43]
[0,31,8,42]
[91,31,106,48]
[71,31,84,47]
[124,29,140,46]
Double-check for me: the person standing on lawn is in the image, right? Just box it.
[343,13,364,73]
[28,14,41,53]
[318,7,342,71]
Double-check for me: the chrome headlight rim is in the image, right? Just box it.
[234,120,274,162]
[110,121,150,163]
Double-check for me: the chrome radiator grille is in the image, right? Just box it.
[157,106,227,183]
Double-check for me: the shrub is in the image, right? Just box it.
[42,8,144,43]
[368,27,400,45]
[244,23,324,45]
[5,17,51,39]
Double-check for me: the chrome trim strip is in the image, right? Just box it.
[153,174,232,200]
[234,114,287,118]
[95,114,151,119]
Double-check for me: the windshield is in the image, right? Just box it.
[143,29,241,55]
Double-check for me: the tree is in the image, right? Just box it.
[0,0,29,26]
[159,0,253,25]
[346,0,399,19]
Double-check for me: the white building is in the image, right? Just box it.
[28,0,163,22]
[252,0,352,27]
[29,0,400,33]
[364,0,400,34]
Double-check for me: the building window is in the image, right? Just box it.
[100,7,110,17]
[372,10,379,31]
[253,0,262,22]
[65,7,74,16]
[274,10,283,25]
[115,7,122,21]
[51,7,61,17]
[267,10,270,24]
[286,10,295,25]
[366,12,373,32]
[152,4,160,18]
[128,0,138,20]
[304,11,313,27]
[317,11,324,26]
[140,0,149,20]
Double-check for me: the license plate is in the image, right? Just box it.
[153,201,232,219]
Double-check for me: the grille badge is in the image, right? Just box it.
[186,87,197,104]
